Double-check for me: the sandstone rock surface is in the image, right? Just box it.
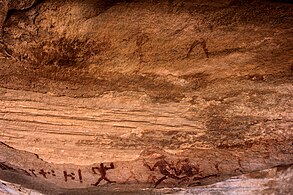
[0,0,292,194]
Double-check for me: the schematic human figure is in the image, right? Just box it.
[91,163,115,186]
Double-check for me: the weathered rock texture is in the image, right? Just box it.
[0,0,37,54]
[0,0,292,194]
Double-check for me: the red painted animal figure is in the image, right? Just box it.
[0,0,36,56]
[144,158,183,187]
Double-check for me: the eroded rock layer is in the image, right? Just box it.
[0,0,292,193]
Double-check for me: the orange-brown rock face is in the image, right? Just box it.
[0,0,292,194]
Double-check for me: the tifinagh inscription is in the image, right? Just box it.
[20,163,117,187]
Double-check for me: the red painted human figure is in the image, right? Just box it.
[91,163,115,186]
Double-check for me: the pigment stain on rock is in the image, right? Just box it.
[0,0,292,194]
